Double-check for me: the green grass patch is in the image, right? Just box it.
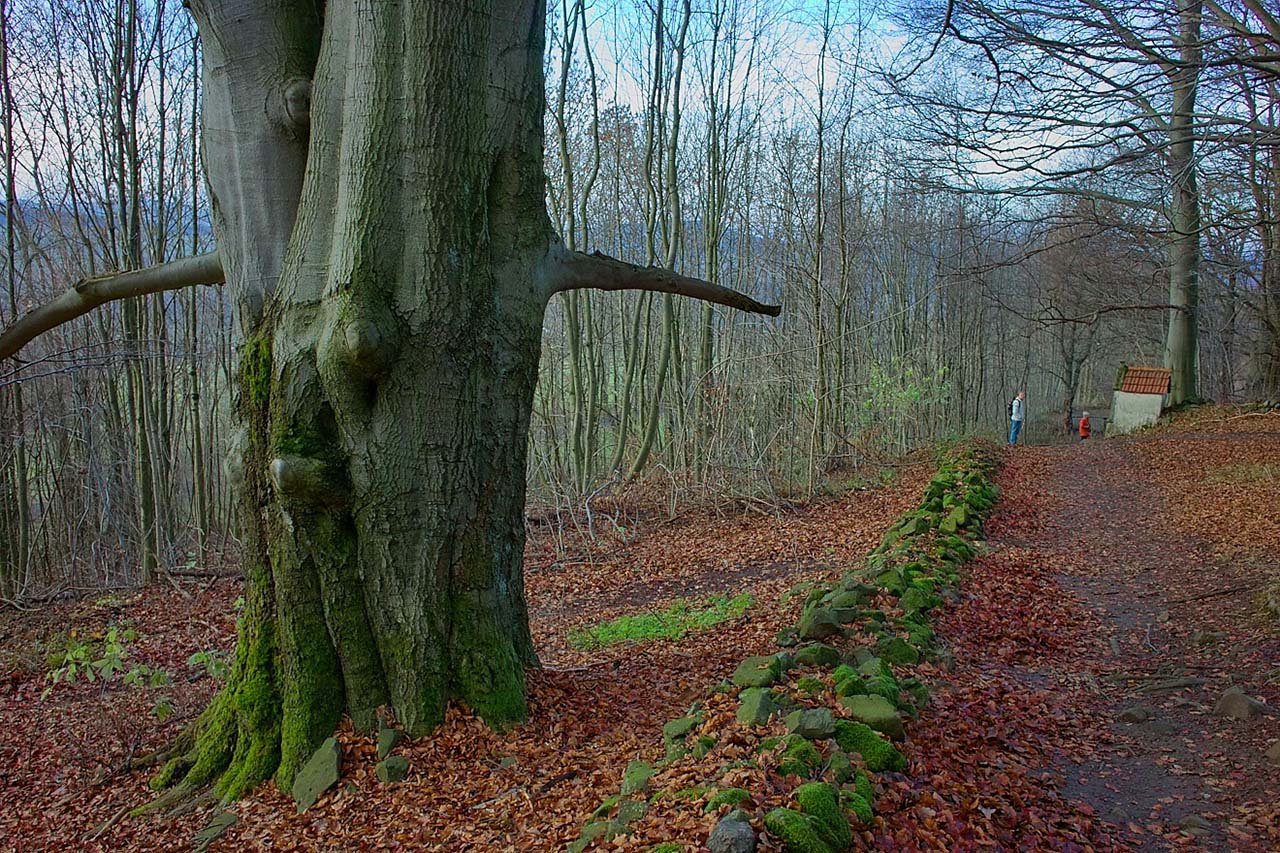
[1207,461,1280,484]
[569,593,754,650]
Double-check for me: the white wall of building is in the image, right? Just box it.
[1108,390,1164,435]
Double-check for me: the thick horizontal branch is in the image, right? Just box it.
[548,249,780,317]
[0,253,224,360]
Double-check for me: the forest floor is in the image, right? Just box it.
[0,407,1277,852]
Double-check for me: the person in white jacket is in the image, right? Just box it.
[1009,392,1025,445]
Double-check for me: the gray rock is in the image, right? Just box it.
[1214,686,1265,720]
[1265,740,1280,765]
[799,607,842,641]
[1146,720,1179,737]
[194,812,237,853]
[1117,706,1152,723]
[784,707,836,740]
[375,755,409,783]
[291,736,341,812]
[742,686,778,722]
[707,813,757,853]
[377,724,404,760]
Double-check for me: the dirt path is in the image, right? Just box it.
[975,434,1278,851]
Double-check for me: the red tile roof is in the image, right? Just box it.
[1120,366,1171,395]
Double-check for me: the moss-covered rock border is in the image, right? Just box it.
[567,442,1000,851]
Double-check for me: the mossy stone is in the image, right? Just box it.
[898,587,940,614]
[826,749,854,783]
[290,736,340,812]
[785,707,836,740]
[843,791,873,825]
[693,735,717,759]
[798,608,842,641]
[831,607,861,625]
[375,755,408,783]
[841,694,905,740]
[764,807,833,853]
[376,724,404,760]
[616,798,647,825]
[826,587,868,608]
[796,676,826,696]
[663,715,701,743]
[904,514,931,535]
[833,582,877,605]
[874,570,907,595]
[193,812,237,853]
[777,734,823,778]
[705,787,753,811]
[832,720,906,772]
[832,664,865,697]
[592,794,623,818]
[737,687,779,726]
[896,617,936,646]
[622,760,655,795]
[569,820,623,853]
[852,769,875,804]
[846,646,877,666]
[795,782,851,848]
[901,676,930,710]
[733,655,783,688]
[876,636,920,666]
[856,657,890,679]
[794,643,840,667]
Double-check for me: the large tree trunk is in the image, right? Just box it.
[139,0,774,806]
[154,0,547,802]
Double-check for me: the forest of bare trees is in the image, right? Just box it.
[1,0,1276,601]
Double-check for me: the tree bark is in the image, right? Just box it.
[1164,0,1203,405]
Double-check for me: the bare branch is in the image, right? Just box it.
[0,252,224,360]
[548,249,781,316]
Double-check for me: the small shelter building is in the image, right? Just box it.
[1108,365,1171,435]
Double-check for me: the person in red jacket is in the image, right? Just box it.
[1079,411,1091,441]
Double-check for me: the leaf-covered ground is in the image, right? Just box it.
[1,408,1276,851]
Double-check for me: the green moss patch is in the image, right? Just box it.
[777,734,823,778]
[568,593,754,650]
[795,782,852,848]
[833,720,905,772]
[705,787,753,811]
